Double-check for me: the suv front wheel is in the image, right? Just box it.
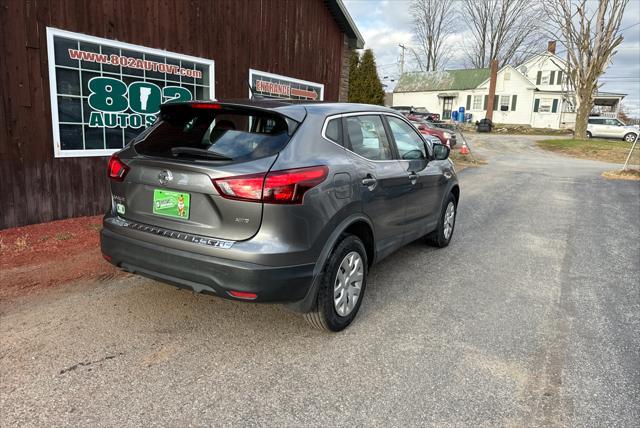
[303,235,368,331]
[624,133,637,143]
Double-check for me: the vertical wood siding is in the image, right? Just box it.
[0,0,345,229]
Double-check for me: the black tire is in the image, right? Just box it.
[623,133,637,143]
[586,131,592,139]
[426,193,457,248]
[303,235,368,332]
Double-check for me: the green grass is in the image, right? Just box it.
[449,150,486,171]
[536,138,637,164]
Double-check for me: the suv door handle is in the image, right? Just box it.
[361,176,377,187]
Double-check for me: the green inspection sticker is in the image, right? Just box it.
[153,189,190,219]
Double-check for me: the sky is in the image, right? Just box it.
[343,0,640,117]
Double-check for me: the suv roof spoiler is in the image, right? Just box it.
[160,101,308,123]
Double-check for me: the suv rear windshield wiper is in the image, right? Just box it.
[170,147,233,161]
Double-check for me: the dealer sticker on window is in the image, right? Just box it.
[153,189,190,219]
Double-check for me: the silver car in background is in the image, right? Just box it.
[587,117,639,142]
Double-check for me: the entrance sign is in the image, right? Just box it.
[46,27,215,158]
[249,69,324,101]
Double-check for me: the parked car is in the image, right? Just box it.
[101,100,460,331]
[409,109,441,122]
[391,105,413,116]
[409,118,457,148]
[392,107,440,122]
[587,117,639,142]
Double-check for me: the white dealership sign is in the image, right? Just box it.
[249,69,324,101]
[46,27,215,158]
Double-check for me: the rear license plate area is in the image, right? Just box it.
[153,189,190,220]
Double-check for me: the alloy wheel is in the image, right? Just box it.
[333,251,364,317]
[443,202,456,240]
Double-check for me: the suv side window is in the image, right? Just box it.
[345,115,393,160]
[324,117,342,144]
[588,118,604,125]
[386,116,427,160]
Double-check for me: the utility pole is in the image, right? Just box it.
[398,44,406,76]
[486,58,499,121]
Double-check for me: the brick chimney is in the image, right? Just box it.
[548,40,557,54]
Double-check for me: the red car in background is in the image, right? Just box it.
[409,119,457,148]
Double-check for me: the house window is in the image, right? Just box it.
[541,73,550,85]
[538,98,552,113]
[472,95,483,110]
[500,95,510,110]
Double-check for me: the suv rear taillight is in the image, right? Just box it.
[212,165,328,204]
[108,155,129,181]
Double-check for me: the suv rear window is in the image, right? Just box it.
[134,106,293,162]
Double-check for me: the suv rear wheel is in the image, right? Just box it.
[586,131,592,139]
[303,235,368,331]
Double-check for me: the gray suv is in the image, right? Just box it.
[101,100,459,331]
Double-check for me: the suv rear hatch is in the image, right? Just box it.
[110,102,301,241]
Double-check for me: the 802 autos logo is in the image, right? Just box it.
[87,77,192,129]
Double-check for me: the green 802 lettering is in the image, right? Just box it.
[128,81,162,114]
[88,77,193,115]
[88,77,129,112]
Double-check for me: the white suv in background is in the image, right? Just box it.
[587,117,638,142]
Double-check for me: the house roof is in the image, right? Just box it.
[325,0,364,49]
[476,65,536,89]
[394,68,491,93]
[519,51,566,69]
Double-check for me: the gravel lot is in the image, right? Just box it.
[1,134,639,427]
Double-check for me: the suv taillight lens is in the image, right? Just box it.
[212,166,328,204]
[108,155,129,181]
[213,173,265,202]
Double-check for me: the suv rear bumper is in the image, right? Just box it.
[101,227,316,303]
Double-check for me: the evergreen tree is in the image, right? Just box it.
[349,49,385,105]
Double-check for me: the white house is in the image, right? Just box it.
[393,46,626,129]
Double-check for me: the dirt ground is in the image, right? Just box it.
[602,168,640,181]
[0,215,124,300]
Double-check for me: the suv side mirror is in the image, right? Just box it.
[433,144,450,160]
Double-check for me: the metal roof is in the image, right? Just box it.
[325,0,365,49]
[394,68,491,93]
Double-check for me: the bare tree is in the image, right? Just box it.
[460,0,546,68]
[410,0,456,71]
[545,0,628,139]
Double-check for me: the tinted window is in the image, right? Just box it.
[325,118,342,144]
[135,107,291,162]
[345,115,393,160]
[387,116,427,160]
[588,118,604,124]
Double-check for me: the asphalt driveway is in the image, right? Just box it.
[1,134,639,427]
